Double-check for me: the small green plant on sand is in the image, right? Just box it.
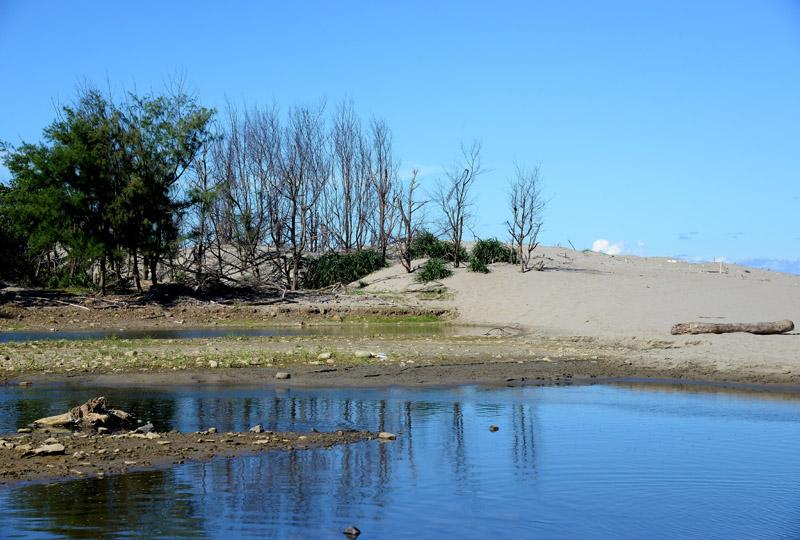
[416,258,453,282]
[468,257,489,273]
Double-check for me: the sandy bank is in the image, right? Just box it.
[358,247,800,381]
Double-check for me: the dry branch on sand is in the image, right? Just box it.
[671,320,794,335]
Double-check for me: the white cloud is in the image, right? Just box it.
[592,239,624,255]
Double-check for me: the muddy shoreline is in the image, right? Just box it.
[2,329,800,389]
[6,354,800,394]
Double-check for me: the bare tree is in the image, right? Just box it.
[370,118,397,259]
[280,105,328,290]
[506,164,545,272]
[327,101,373,252]
[434,141,482,267]
[395,169,426,273]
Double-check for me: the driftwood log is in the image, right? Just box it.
[33,397,138,431]
[671,320,794,336]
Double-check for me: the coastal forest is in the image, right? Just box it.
[0,85,544,295]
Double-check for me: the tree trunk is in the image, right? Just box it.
[150,258,158,287]
[99,256,107,296]
[671,320,794,335]
[132,251,142,293]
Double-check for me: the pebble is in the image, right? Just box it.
[207,427,217,434]
[134,423,154,434]
[208,360,219,368]
[317,352,333,360]
[17,428,32,434]
[275,372,291,380]
[489,425,499,432]
[343,525,361,538]
[354,351,373,358]
[250,424,264,433]
[377,432,396,440]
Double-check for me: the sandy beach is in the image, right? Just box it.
[1,247,798,388]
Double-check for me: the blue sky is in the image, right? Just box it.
[1,1,798,269]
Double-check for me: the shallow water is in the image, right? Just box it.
[1,383,800,539]
[0,323,453,343]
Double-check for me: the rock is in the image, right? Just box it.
[250,424,264,433]
[43,437,58,444]
[378,432,396,440]
[343,525,361,538]
[18,381,31,387]
[14,444,32,453]
[26,443,66,457]
[317,352,333,360]
[207,427,217,434]
[208,360,219,368]
[133,422,154,434]
[489,425,499,432]
[16,427,32,434]
[124,350,138,357]
[97,427,109,435]
[354,351,373,359]
[275,372,291,380]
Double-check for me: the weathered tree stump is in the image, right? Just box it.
[671,320,794,335]
[33,397,138,431]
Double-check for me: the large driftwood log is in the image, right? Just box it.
[33,397,138,431]
[671,320,794,336]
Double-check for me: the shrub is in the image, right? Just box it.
[303,250,385,289]
[468,257,489,273]
[471,238,517,266]
[416,257,453,282]
[411,230,468,263]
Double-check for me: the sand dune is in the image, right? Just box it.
[361,247,800,376]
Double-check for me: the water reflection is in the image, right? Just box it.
[1,384,800,539]
[3,471,205,539]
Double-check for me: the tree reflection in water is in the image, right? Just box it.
[0,385,542,538]
[2,470,204,539]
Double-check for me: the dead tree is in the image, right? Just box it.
[506,164,545,272]
[434,141,482,267]
[327,101,373,252]
[396,169,426,273]
[280,105,328,290]
[370,118,397,260]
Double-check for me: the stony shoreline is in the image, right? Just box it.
[0,428,379,487]
[2,328,800,389]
